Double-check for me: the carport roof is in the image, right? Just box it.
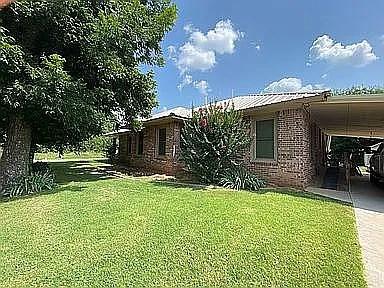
[310,94,384,138]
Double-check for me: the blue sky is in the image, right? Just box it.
[153,0,384,111]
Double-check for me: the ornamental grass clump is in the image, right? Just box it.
[180,102,266,191]
[1,162,56,198]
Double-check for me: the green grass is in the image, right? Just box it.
[0,160,366,287]
[35,151,105,161]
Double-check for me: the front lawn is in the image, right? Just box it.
[0,160,366,287]
[35,151,105,161]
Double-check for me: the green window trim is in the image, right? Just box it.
[254,119,276,160]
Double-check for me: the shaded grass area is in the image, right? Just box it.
[35,151,105,161]
[0,161,366,287]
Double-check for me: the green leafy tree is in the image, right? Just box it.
[180,103,252,184]
[333,85,384,96]
[0,0,176,191]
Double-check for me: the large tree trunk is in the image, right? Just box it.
[0,116,32,193]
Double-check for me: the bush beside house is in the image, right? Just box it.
[180,103,266,191]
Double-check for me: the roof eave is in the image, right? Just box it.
[242,93,328,115]
[142,114,189,125]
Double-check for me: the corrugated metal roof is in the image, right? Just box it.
[146,107,192,121]
[147,90,327,122]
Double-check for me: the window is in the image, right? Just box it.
[137,131,144,156]
[255,119,275,159]
[127,136,132,154]
[157,128,166,156]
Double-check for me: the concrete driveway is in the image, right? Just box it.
[350,176,384,288]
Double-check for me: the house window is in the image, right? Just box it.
[137,131,144,156]
[255,119,275,160]
[157,128,166,156]
[127,136,132,154]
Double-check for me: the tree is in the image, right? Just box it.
[180,103,251,184]
[0,0,177,191]
[333,85,384,96]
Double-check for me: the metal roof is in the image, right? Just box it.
[146,107,192,121]
[147,90,327,122]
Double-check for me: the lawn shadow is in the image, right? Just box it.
[49,159,119,185]
[150,179,210,191]
[150,180,352,206]
[0,185,86,203]
[263,187,353,206]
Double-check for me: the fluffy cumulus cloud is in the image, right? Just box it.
[264,78,324,93]
[172,20,243,74]
[177,43,216,73]
[177,74,193,91]
[309,35,378,67]
[193,80,210,96]
[170,20,243,96]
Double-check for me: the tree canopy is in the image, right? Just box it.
[0,0,177,191]
[333,85,384,96]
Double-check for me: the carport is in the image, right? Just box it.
[308,93,384,288]
[307,93,384,191]
[309,93,384,138]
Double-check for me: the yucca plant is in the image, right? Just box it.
[220,166,266,191]
[2,171,56,198]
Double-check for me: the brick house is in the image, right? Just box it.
[115,91,330,188]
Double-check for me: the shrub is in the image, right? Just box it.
[180,102,251,184]
[2,171,56,198]
[220,166,267,191]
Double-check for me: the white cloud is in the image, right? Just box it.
[189,20,243,55]
[177,43,216,73]
[309,35,378,67]
[177,74,211,97]
[167,45,177,60]
[251,42,261,51]
[177,74,193,91]
[321,73,328,79]
[264,78,324,93]
[174,20,243,74]
[193,80,210,96]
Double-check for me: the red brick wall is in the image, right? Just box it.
[118,121,183,175]
[118,108,326,188]
[243,108,325,188]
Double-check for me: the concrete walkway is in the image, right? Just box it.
[350,176,384,288]
[306,186,352,203]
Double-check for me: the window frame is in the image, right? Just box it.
[252,116,277,162]
[136,131,144,156]
[156,127,167,157]
[127,135,133,155]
